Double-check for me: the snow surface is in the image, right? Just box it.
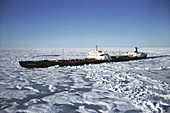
[0,47,170,113]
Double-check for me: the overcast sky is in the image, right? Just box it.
[0,0,170,47]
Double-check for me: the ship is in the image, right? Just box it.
[19,47,147,68]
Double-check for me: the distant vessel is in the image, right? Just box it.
[19,47,147,68]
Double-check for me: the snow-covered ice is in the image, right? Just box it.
[0,47,170,113]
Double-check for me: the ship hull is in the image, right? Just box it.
[19,60,59,68]
[19,55,147,68]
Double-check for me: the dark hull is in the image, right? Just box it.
[111,55,147,62]
[57,59,107,67]
[19,60,59,68]
[19,55,147,68]
[58,55,147,67]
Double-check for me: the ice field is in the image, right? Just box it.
[0,47,170,113]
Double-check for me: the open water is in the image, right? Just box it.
[0,48,170,113]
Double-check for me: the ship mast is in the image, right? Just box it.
[62,49,64,60]
[96,45,98,51]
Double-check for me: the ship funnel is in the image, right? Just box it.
[134,47,138,53]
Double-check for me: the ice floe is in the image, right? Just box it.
[0,47,170,113]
